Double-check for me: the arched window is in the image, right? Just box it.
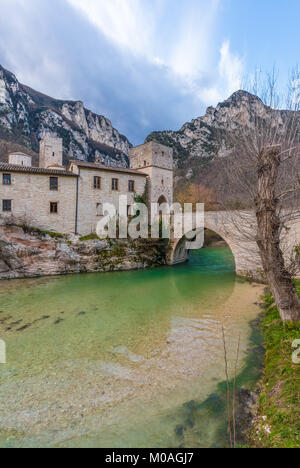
[158,195,167,205]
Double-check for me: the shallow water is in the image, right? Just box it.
[0,248,263,448]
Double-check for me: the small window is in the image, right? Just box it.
[161,179,164,185]
[50,202,58,214]
[128,180,135,193]
[94,176,101,190]
[144,161,147,167]
[52,152,55,157]
[3,174,11,185]
[50,177,58,191]
[96,203,103,216]
[2,200,11,212]
[112,178,119,191]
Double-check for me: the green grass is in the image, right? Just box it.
[20,225,66,239]
[250,285,300,448]
[79,233,100,242]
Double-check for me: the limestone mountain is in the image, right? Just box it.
[0,64,131,166]
[146,90,299,191]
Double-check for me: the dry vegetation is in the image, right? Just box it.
[0,138,38,165]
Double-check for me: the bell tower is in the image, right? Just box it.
[39,136,64,169]
[129,141,173,207]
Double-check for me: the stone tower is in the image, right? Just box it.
[129,141,173,206]
[39,136,63,170]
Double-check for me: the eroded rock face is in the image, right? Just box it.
[0,259,9,273]
[0,65,131,166]
[0,226,166,280]
[146,90,299,181]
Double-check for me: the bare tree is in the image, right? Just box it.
[255,145,300,322]
[219,67,300,322]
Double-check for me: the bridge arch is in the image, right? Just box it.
[167,211,264,279]
[170,224,238,270]
[167,210,300,281]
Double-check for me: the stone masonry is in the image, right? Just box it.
[129,141,174,206]
[0,137,174,236]
[39,136,64,170]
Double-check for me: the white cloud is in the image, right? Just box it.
[219,40,243,94]
[0,0,245,143]
[168,0,220,77]
[0,0,73,99]
[197,40,243,106]
[66,0,243,108]
[67,0,158,56]
[67,0,221,75]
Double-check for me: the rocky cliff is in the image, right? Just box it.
[2,64,299,195]
[0,64,131,166]
[146,90,299,185]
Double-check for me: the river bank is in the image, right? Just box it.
[0,225,167,280]
[186,281,300,449]
[246,284,300,448]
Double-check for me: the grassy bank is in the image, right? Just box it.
[249,284,300,448]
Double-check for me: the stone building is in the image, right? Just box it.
[129,141,173,206]
[0,137,173,236]
[8,152,32,167]
[39,136,64,171]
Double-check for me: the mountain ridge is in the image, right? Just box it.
[146,89,298,188]
[0,64,131,166]
[1,63,298,204]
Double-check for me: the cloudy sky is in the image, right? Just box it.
[0,0,299,144]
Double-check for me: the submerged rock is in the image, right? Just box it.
[112,346,145,363]
[16,324,31,332]
[175,425,186,438]
[54,318,64,325]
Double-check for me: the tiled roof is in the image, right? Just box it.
[0,163,77,177]
[69,160,147,177]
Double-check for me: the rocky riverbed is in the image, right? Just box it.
[0,249,264,448]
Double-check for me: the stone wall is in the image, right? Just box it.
[0,171,77,234]
[129,141,174,206]
[9,153,32,167]
[70,164,147,235]
[0,164,147,238]
[148,166,173,205]
[39,137,63,169]
[0,142,175,238]
[129,141,173,170]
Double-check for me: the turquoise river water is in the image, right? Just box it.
[0,248,263,448]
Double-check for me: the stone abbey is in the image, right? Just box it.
[0,137,173,236]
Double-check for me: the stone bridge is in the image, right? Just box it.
[168,211,300,281]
